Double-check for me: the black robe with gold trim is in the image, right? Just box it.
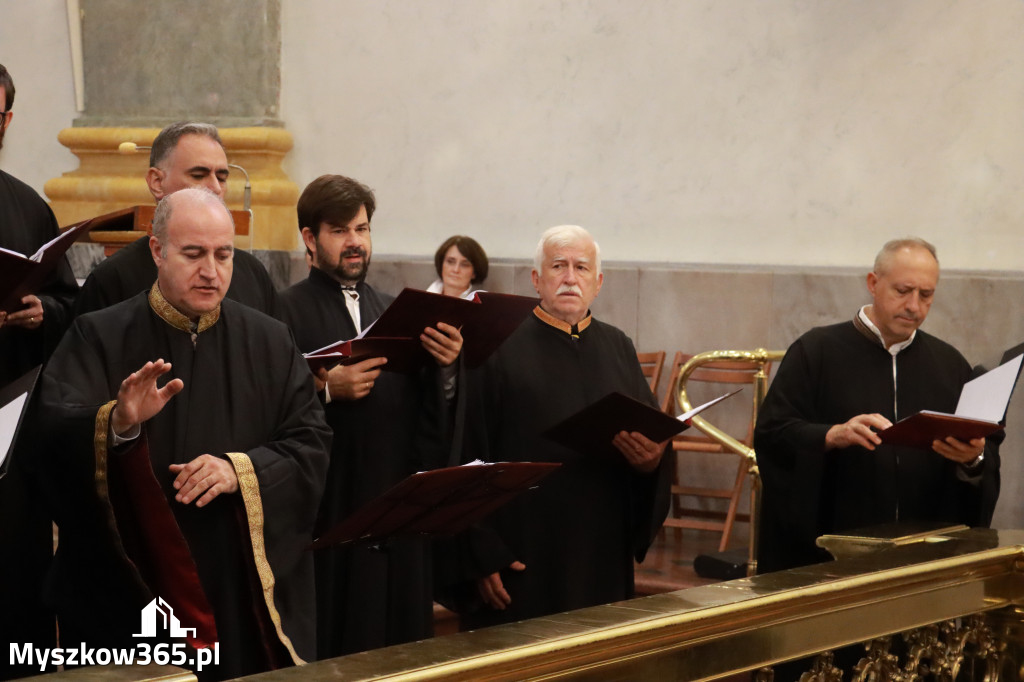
[38,286,330,680]
[451,309,671,628]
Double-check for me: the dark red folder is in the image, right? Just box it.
[306,288,539,373]
[304,336,427,373]
[878,411,1002,450]
[543,390,739,458]
[311,461,560,549]
[461,291,540,367]
[0,217,95,313]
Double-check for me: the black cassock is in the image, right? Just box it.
[38,287,330,680]
[73,234,278,318]
[0,169,78,680]
[277,267,451,659]
[450,310,671,629]
[754,319,1001,574]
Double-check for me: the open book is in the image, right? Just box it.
[0,367,42,479]
[543,389,740,458]
[303,288,539,372]
[878,352,1024,450]
[1,218,94,313]
[311,460,560,548]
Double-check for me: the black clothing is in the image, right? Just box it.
[454,310,671,629]
[38,289,330,679]
[755,320,1000,573]
[0,169,78,680]
[277,266,450,658]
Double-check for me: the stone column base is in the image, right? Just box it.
[44,126,300,251]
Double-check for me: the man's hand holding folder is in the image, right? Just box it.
[303,288,537,375]
[877,352,1023,456]
[544,389,740,469]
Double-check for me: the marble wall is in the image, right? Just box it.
[279,0,1024,271]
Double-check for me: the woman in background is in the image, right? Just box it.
[428,235,489,299]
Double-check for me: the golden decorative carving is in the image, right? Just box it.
[799,651,843,682]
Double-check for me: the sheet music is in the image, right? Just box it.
[956,354,1024,422]
[0,392,29,469]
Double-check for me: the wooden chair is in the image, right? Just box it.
[660,351,779,553]
[636,351,666,398]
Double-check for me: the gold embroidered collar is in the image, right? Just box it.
[148,282,220,334]
[533,305,592,338]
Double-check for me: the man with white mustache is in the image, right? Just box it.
[445,224,671,629]
[755,238,1000,573]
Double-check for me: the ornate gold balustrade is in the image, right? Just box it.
[247,527,1024,681]
[37,527,1024,681]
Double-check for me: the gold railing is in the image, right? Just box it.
[236,527,1024,681]
[38,528,1024,681]
[675,348,786,574]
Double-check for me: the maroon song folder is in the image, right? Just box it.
[543,390,740,458]
[1,217,95,313]
[305,288,539,373]
[311,461,560,549]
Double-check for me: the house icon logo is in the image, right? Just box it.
[133,597,197,639]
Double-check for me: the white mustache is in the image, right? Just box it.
[557,284,582,296]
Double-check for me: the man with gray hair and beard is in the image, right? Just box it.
[755,237,1000,574]
[443,224,671,629]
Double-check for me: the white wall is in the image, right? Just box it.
[280,0,1024,269]
[0,0,78,193]
[3,1,1024,270]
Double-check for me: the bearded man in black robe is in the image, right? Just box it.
[73,121,277,318]
[276,174,462,658]
[38,188,330,680]
[452,224,671,629]
[0,63,79,681]
[755,238,1000,574]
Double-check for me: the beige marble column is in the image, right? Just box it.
[46,127,298,251]
[46,0,299,252]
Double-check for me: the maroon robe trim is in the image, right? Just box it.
[93,400,218,650]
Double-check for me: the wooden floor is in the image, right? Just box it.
[435,524,752,635]
[636,524,752,594]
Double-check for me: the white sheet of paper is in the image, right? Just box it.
[955,354,1024,422]
[676,388,743,423]
[0,392,29,469]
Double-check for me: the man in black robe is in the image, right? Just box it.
[38,188,330,679]
[0,63,78,681]
[73,121,277,318]
[453,224,671,629]
[276,174,463,658]
[755,238,1000,574]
